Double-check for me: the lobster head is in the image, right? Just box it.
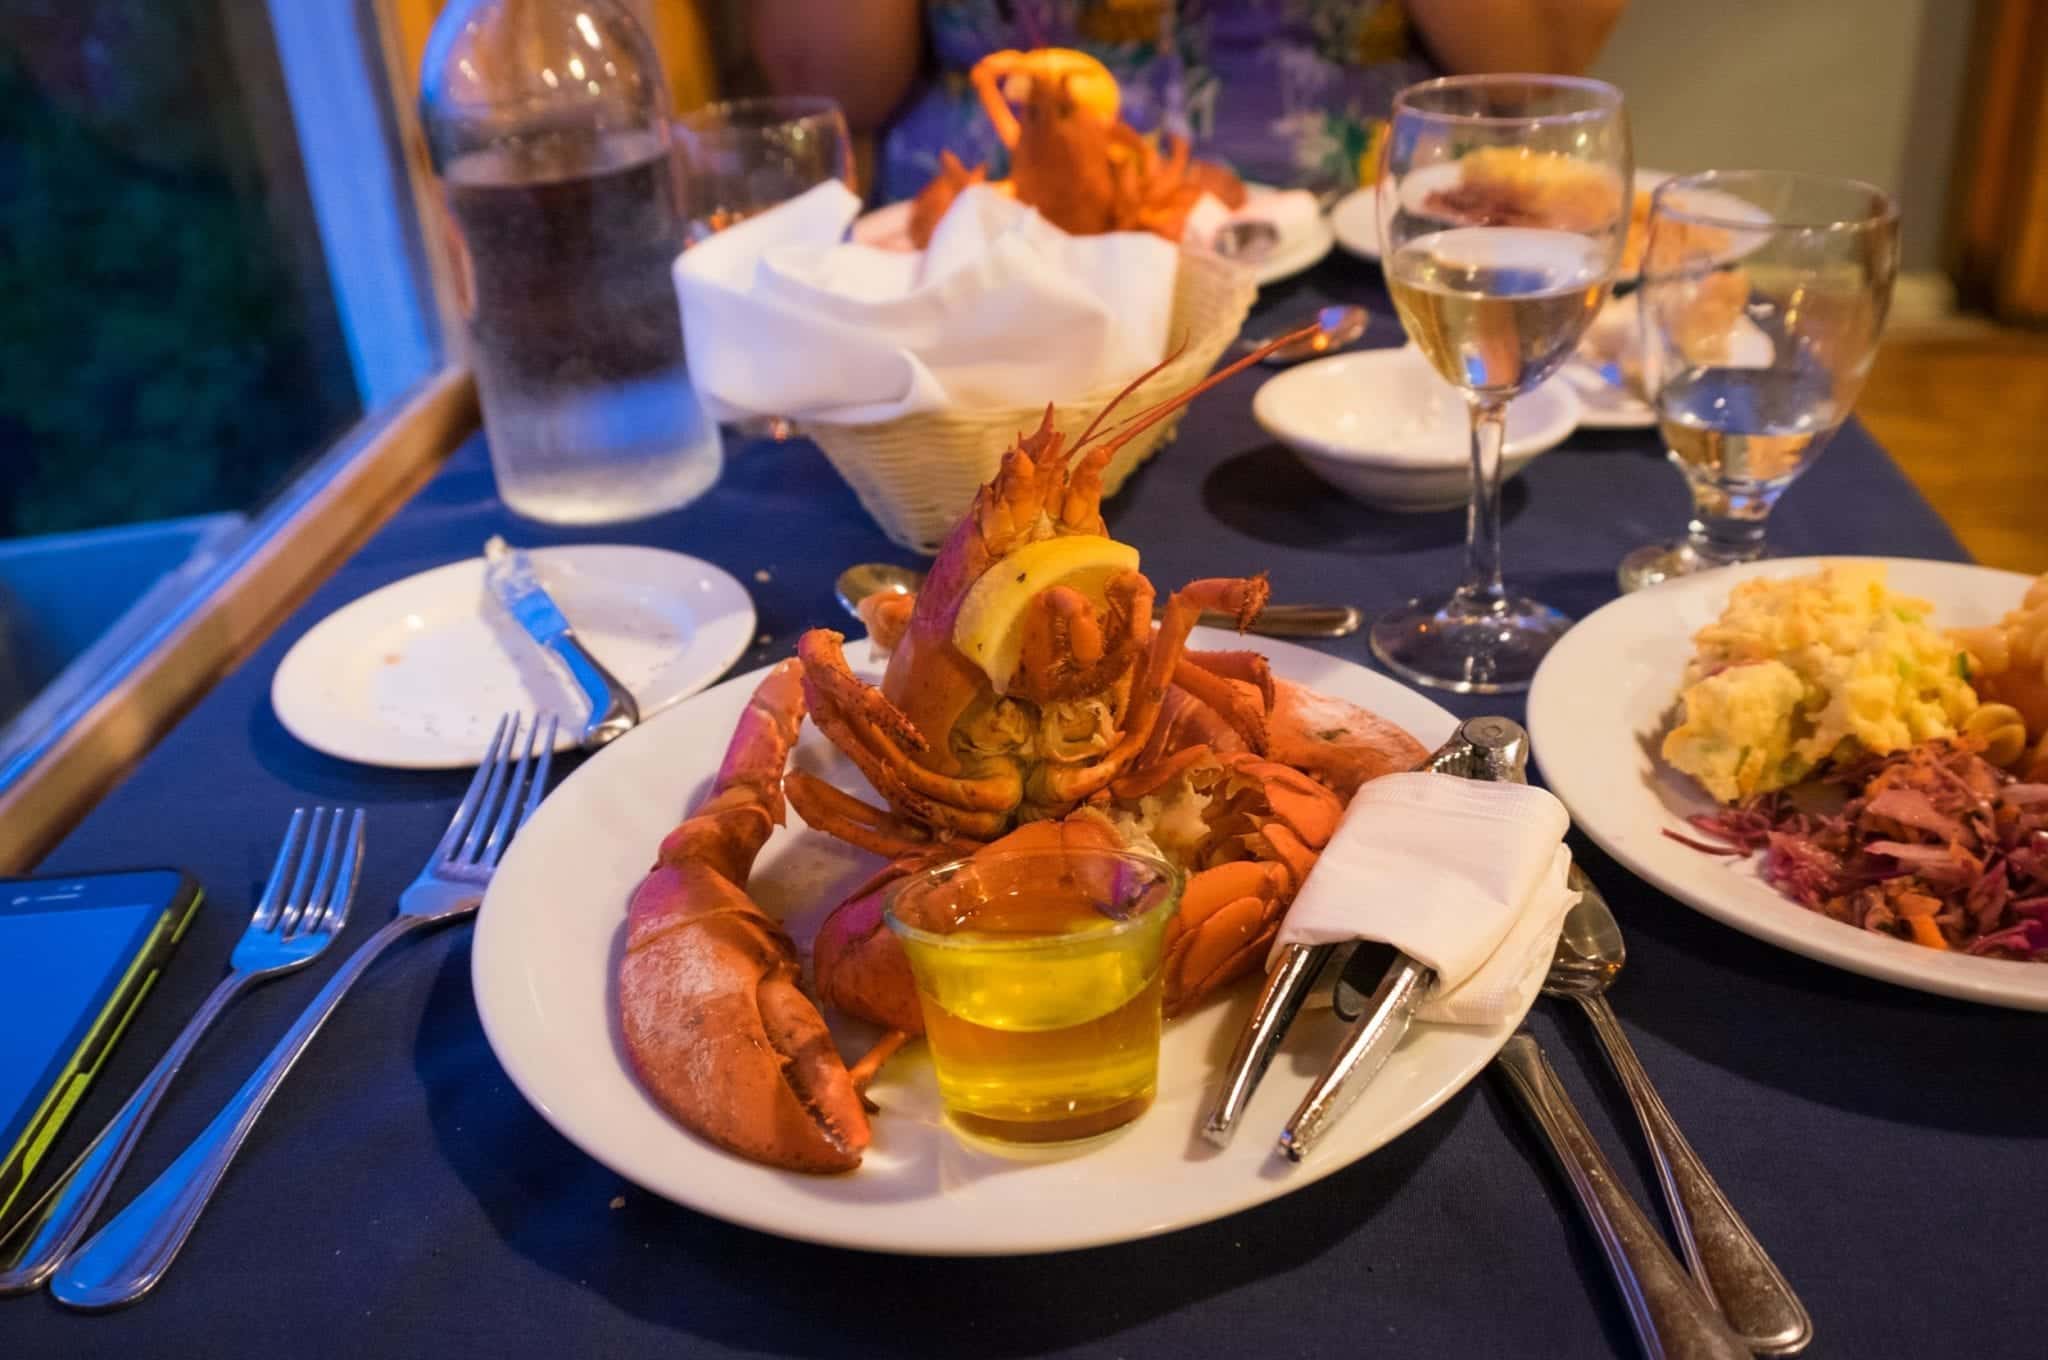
[880,410,1146,772]
[876,325,1325,779]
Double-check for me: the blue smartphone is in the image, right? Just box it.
[0,869,201,1225]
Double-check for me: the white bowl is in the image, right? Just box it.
[1252,347,1581,513]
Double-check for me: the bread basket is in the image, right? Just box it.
[800,248,1259,554]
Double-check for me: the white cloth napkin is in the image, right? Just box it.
[1274,772,1578,1026]
[1183,188,1321,253]
[672,181,1178,425]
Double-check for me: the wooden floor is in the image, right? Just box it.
[1859,325,2048,573]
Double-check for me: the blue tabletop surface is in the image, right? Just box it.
[11,257,2045,1359]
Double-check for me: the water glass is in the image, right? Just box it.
[885,844,1181,1144]
[673,96,855,244]
[1373,76,1632,693]
[1618,171,1900,591]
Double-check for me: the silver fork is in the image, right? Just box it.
[0,808,364,1295]
[50,712,557,1310]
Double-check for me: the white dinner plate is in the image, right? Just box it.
[472,629,1552,1255]
[851,184,1334,287]
[1527,556,2048,1010]
[272,546,755,768]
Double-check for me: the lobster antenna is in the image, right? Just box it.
[1072,320,1324,457]
[1071,335,1194,452]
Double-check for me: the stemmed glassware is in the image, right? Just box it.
[1617,172,1900,591]
[1373,76,1632,694]
[672,96,854,440]
[673,96,855,244]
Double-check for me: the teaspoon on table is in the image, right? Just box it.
[1235,304,1369,366]
[834,563,1361,640]
[1544,879,1813,1354]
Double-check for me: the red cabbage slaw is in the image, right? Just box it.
[1671,740,2048,960]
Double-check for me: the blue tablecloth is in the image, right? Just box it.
[13,259,2046,1359]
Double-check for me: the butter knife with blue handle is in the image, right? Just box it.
[482,536,639,748]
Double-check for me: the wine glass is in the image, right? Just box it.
[1617,172,1900,591]
[673,97,854,439]
[673,96,855,244]
[1374,76,1632,693]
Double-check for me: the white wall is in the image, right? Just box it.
[1589,0,1975,271]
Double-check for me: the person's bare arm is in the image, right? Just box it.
[748,0,925,131]
[1404,0,1630,76]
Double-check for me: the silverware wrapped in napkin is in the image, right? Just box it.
[1204,717,1577,1159]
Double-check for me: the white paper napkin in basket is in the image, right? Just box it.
[1274,772,1578,1025]
[672,181,1178,426]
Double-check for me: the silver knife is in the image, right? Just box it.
[481,536,638,748]
[1495,1034,1752,1360]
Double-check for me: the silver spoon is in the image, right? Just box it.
[1235,304,1368,366]
[1213,218,1281,264]
[835,563,1361,639]
[1543,876,1813,1355]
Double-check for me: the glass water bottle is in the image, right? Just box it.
[420,0,721,524]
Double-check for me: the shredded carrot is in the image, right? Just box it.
[1907,916,1950,950]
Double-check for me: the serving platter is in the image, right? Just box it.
[473,627,1556,1254]
[1527,556,2048,1010]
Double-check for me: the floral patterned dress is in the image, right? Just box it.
[877,0,1438,203]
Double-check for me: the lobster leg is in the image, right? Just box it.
[621,661,873,1174]
[1170,657,1269,755]
[807,700,1016,839]
[1161,860,1292,1016]
[1034,576,1271,806]
[1013,570,1154,705]
[798,630,1023,832]
[1158,753,1344,1013]
[856,590,918,655]
[1183,648,1276,711]
[785,769,964,860]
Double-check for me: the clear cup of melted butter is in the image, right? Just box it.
[885,844,1182,1144]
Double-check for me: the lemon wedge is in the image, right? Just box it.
[952,535,1140,694]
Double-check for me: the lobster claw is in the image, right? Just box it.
[622,863,871,1174]
[619,660,875,1175]
[813,863,928,1035]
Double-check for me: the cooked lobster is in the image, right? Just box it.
[621,331,1424,1174]
[907,47,1248,249]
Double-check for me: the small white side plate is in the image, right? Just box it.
[1528,556,2048,1010]
[272,546,755,768]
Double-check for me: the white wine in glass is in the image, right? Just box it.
[1373,77,1630,693]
